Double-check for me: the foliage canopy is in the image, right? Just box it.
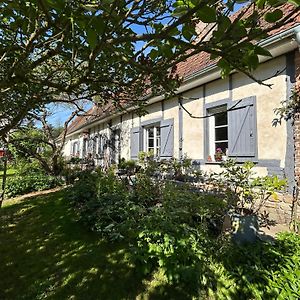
[0,0,299,136]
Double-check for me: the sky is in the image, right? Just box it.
[48,105,75,127]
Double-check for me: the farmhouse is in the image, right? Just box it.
[62,5,300,192]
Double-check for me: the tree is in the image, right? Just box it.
[9,108,79,176]
[0,0,299,137]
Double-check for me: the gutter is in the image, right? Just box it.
[67,24,300,137]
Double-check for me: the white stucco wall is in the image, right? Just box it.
[63,54,290,178]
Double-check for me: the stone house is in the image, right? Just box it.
[62,6,300,196]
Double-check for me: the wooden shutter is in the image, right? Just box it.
[160,119,174,158]
[130,127,141,159]
[77,141,81,157]
[98,135,103,155]
[228,98,256,157]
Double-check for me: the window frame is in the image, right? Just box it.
[144,124,161,156]
[130,117,174,160]
[207,105,228,161]
[204,97,257,163]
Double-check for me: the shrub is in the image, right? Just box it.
[15,159,44,176]
[70,170,226,286]
[213,232,300,299]
[5,174,63,197]
[69,163,299,298]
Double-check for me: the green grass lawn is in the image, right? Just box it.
[0,190,187,300]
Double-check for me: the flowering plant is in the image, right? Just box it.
[214,148,224,161]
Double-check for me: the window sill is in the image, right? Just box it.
[205,161,223,165]
[205,158,258,165]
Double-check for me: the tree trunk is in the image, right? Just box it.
[0,156,8,208]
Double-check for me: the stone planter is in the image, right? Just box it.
[231,213,259,244]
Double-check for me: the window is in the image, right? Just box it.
[130,118,174,159]
[72,142,79,156]
[208,106,228,161]
[145,125,160,156]
[93,136,98,157]
[83,139,88,157]
[97,135,104,157]
[214,110,228,155]
[111,129,121,164]
[206,97,256,161]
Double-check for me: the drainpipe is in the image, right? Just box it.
[178,96,183,160]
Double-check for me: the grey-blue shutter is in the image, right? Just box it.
[130,127,141,159]
[228,98,256,157]
[160,119,174,158]
[98,135,103,155]
[78,141,81,157]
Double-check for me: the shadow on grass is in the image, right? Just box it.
[0,191,148,300]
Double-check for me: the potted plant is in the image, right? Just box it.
[214,147,224,161]
[216,160,286,243]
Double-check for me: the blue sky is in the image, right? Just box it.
[48,105,75,126]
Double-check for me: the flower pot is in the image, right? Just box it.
[231,213,259,244]
[214,155,223,161]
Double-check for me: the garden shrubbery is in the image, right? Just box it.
[5,173,63,198]
[68,158,299,298]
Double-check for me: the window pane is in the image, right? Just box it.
[215,112,227,126]
[148,138,154,148]
[156,126,160,137]
[156,137,160,146]
[215,142,228,154]
[215,127,228,141]
[148,128,154,138]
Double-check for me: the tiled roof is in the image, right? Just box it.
[67,3,300,135]
[176,3,300,78]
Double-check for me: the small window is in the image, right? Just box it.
[145,125,161,156]
[98,135,104,156]
[83,139,88,157]
[72,142,79,156]
[208,106,228,161]
[93,136,98,157]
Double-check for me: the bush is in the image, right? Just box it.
[69,170,226,287]
[69,163,299,298]
[213,232,300,299]
[5,174,63,197]
[14,159,44,176]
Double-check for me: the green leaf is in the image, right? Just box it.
[86,29,97,48]
[45,0,65,10]
[288,0,300,6]
[92,17,105,35]
[254,46,272,57]
[217,59,232,78]
[197,6,217,23]
[173,6,187,17]
[264,9,283,23]
[267,0,286,7]
[256,0,267,9]
[245,52,259,70]
[182,24,195,41]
